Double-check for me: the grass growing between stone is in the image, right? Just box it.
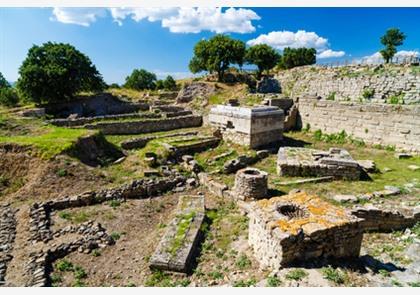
[249,131,420,199]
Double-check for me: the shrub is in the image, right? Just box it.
[56,259,74,272]
[285,269,308,281]
[387,93,404,104]
[74,266,87,280]
[321,266,347,284]
[56,168,68,177]
[235,253,252,269]
[362,88,375,99]
[108,199,121,209]
[17,42,105,104]
[110,232,121,240]
[266,275,281,287]
[124,69,157,90]
[162,75,177,90]
[326,92,336,101]
[0,87,19,107]
[245,44,280,78]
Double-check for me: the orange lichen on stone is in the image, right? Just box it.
[257,191,351,235]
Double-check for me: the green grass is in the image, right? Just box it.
[58,210,91,224]
[0,125,91,159]
[232,278,257,287]
[56,259,74,272]
[110,232,121,240]
[167,211,196,256]
[321,267,348,285]
[250,131,420,198]
[145,270,190,287]
[266,275,282,287]
[285,269,308,281]
[235,253,252,269]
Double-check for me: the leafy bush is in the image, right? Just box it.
[387,93,404,104]
[326,92,336,101]
[266,275,281,287]
[321,266,347,284]
[245,44,280,78]
[17,42,105,104]
[74,266,87,280]
[56,259,74,272]
[162,75,177,90]
[0,87,19,107]
[285,269,308,281]
[362,88,375,99]
[278,47,316,70]
[235,253,252,269]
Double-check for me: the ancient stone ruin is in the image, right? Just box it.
[248,191,364,269]
[277,147,362,180]
[209,105,284,148]
[233,168,268,200]
[150,195,205,273]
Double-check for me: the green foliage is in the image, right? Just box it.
[51,274,62,286]
[58,211,71,220]
[278,47,316,70]
[56,259,74,272]
[145,270,189,287]
[312,129,365,147]
[124,69,157,90]
[108,199,121,209]
[91,249,101,257]
[245,44,280,78]
[380,28,406,63]
[321,267,347,285]
[235,253,252,269]
[233,278,257,287]
[208,271,223,280]
[189,34,246,81]
[167,211,196,256]
[0,72,9,89]
[74,266,87,280]
[362,88,375,99]
[162,75,177,90]
[285,269,308,281]
[56,168,68,177]
[408,281,420,287]
[155,80,164,90]
[326,92,336,101]
[110,232,121,240]
[387,93,404,104]
[266,275,281,287]
[17,42,104,104]
[0,87,19,107]
[108,83,120,89]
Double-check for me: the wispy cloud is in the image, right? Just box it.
[362,50,419,64]
[247,30,345,59]
[50,7,260,34]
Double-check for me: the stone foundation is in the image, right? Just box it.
[150,195,205,273]
[248,192,363,269]
[233,168,268,200]
[277,147,361,180]
[0,204,16,285]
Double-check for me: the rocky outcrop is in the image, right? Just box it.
[256,77,281,94]
[176,82,217,103]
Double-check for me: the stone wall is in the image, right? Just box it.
[297,97,420,152]
[0,204,16,285]
[276,65,420,104]
[85,115,203,135]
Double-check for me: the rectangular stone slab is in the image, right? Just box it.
[149,195,205,273]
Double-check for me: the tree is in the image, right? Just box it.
[155,80,164,90]
[124,69,157,90]
[380,28,406,63]
[162,75,177,90]
[0,72,10,89]
[189,34,246,81]
[245,44,280,78]
[277,47,316,70]
[17,42,105,105]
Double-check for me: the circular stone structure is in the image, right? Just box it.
[234,168,268,200]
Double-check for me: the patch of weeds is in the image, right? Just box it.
[157,222,167,229]
[110,232,121,240]
[144,270,174,287]
[266,275,281,287]
[387,93,404,105]
[302,123,311,132]
[408,281,420,287]
[126,282,136,287]
[56,168,68,177]
[167,211,196,256]
[326,92,336,101]
[321,266,347,285]
[362,88,375,99]
[285,269,308,281]
[176,278,191,287]
[235,253,252,269]
[385,145,396,152]
[378,269,390,277]
[91,249,101,257]
[108,199,121,209]
[391,279,403,287]
[208,271,223,280]
[58,211,72,220]
[233,278,257,287]
[72,211,90,223]
[74,266,87,280]
[56,259,74,272]
[50,274,62,286]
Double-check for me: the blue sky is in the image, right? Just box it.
[1,7,419,84]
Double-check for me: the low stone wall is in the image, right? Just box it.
[85,115,203,135]
[26,221,115,287]
[351,206,420,232]
[165,110,193,118]
[48,112,161,127]
[167,137,221,158]
[150,195,205,273]
[223,150,269,174]
[29,176,186,243]
[0,204,17,285]
[198,173,228,198]
[120,131,199,150]
[297,96,420,152]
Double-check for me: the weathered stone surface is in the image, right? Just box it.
[395,153,413,159]
[408,165,420,171]
[248,192,363,269]
[149,195,205,273]
[209,105,284,149]
[333,194,358,203]
[357,160,377,173]
[0,204,17,285]
[233,168,268,200]
[198,173,228,197]
[297,96,420,152]
[176,82,216,103]
[277,176,334,186]
[85,115,203,135]
[277,147,361,180]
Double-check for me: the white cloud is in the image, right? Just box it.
[50,7,260,34]
[317,49,346,59]
[50,8,107,27]
[153,70,200,80]
[247,30,345,59]
[362,50,419,64]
